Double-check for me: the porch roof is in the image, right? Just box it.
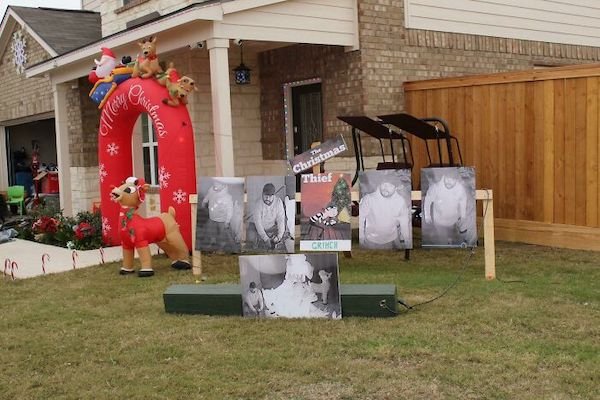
[26,0,359,83]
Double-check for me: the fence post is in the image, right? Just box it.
[189,194,202,277]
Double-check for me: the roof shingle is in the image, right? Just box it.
[10,6,101,55]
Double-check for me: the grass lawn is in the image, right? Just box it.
[1,240,598,399]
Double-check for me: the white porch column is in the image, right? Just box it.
[53,83,73,216]
[206,38,235,176]
[0,126,8,190]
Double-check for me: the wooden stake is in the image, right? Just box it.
[190,194,202,277]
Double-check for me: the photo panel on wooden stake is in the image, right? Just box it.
[195,176,244,253]
[421,167,477,248]
[244,176,296,253]
[300,172,352,251]
[239,253,341,319]
[359,169,412,250]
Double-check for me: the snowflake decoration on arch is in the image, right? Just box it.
[106,142,119,156]
[11,30,27,74]
[173,189,187,204]
[158,166,171,188]
[99,163,108,183]
[102,216,112,237]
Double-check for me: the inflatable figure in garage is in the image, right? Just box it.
[89,36,198,275]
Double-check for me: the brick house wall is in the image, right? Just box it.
[84,0,201,36]
[258,0,600,168]
[68,78,100,168]
[0,27,53,123]
[13,0,600,212]
[259,44,363,161]
[0,22,102,213]
[67,78,102,212]
[168,47,287,178]
[67,45,288,213]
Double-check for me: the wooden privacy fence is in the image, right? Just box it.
[404,63,600,251]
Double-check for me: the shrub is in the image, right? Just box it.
[69,211,103,250]
[17,207,104,250]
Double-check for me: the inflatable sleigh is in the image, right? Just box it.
[89,65,134,108]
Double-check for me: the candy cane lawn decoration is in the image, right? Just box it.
[11,261,18,280]
[42,253,50,274]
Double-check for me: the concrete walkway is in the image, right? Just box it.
[1,239,159,279]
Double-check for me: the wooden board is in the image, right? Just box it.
[494,218,600,251]
[586,78,599,227]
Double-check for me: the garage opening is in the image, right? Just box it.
[6,118,57,198]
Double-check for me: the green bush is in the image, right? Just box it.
[69,210,104,250]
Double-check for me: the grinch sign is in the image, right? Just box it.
[300,173,352,251]
[290,135,347,174]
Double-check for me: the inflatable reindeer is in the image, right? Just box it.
[111,177,190,277]
[157,62,198,107]
[132,36,162,79]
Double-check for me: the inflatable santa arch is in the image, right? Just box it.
[91,45,197,250]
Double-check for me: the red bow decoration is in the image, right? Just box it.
[137,54,157,62]
[136,178,147,202]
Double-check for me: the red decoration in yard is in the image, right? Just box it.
[97,78,197,250]
[72,251,78,269]
[32,216,59,234]
[89,40,197,251]
[74,222,95,240]
[110,177,190,276]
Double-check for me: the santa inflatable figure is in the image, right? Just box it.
[88,47,117,84]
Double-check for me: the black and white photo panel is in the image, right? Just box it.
[244,176,296,253]
[239,253,341,319]
[421,167,477,248]
[196,176,244,253]
[359,169,412,250]
[300,173,352,251]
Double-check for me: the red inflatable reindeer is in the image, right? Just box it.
[111,177,190,277]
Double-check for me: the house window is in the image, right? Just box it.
[141,114,158,186]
